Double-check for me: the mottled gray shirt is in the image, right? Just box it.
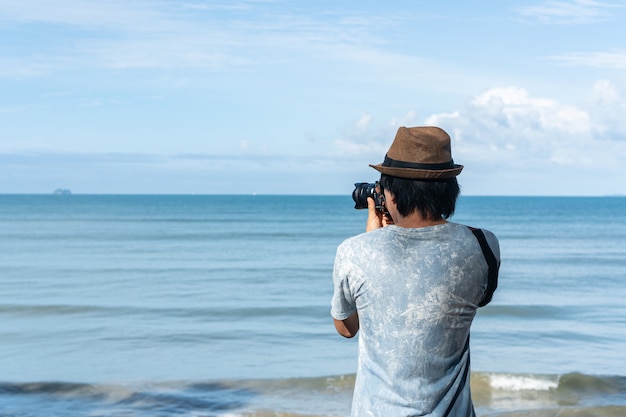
[331,222,500,417]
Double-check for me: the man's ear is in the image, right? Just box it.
[384,189,396,205]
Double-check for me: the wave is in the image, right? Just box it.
[470,372,626,417]
[0,303,330,322]
[470,371,626,395]
[2,372,624,396]
[1,372,625,417]
[0,380,256,417]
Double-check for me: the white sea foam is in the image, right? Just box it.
[488,373,559,391]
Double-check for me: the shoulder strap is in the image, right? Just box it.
[468,227,499,307]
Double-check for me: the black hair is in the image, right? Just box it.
[379,174,460,220]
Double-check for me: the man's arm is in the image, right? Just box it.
[333,312,359,338]
[332,198,378,339]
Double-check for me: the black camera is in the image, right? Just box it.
[352,182,385,211]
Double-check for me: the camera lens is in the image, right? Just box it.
[352,183,373,210]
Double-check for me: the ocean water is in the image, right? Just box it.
[0,194,625,416]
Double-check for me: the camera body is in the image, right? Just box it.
[352,182,385,211]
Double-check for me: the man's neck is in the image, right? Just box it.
[394,214,447,229]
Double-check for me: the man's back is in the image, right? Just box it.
[332,222,499,416]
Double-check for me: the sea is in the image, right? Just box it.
[1,194,625,417]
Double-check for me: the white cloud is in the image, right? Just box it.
[389,111,420,129]
[548,50,626,69]
[355,114,373,130]
[239,139,270,155]
[331,116,396,158]
[591,80,626,139]
[332,139,379,157]
[593,79,620,103]
[0,1,232,75]
[322,87,626,195]
[331,111,424,158]
[240,140,252,151]
[0,0,493,92]
[517,0,622,24]
[0,0,174,30]
[0,0,400,75]
[425,86,626,175]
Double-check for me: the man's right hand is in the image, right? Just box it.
[366,197,393,232]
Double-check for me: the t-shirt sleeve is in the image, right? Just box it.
[330,243,358,320]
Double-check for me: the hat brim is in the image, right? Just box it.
[369,163,463,180]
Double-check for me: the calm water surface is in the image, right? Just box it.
[1,195,625,416]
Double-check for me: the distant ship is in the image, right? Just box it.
[53,189,72,195]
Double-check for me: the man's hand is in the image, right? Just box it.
[365,197,393,232]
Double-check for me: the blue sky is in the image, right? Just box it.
[1,0,626,195]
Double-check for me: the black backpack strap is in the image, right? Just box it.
[468,227,499,307]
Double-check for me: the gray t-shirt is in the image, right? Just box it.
[331,222,499,417]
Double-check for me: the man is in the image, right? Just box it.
[331,126,500,417]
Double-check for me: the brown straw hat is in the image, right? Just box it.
[369,126,463,179]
